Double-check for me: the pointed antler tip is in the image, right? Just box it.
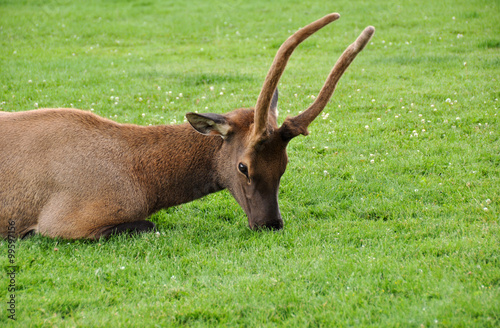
[326,13,341,22]
[353,26,375,51]
[365,26,375,35]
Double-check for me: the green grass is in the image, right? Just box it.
[1,0,499,326]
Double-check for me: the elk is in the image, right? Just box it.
[0,14,374,240]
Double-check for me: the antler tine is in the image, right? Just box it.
[251,13,341,144]
[283,26,375,137]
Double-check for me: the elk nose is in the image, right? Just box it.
[253,218,283,231]
[266,219,284,230]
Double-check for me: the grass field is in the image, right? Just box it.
[1,0,499,326]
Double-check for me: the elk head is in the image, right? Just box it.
[187,14,374,230]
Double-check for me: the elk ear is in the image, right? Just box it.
[186,112,232,137]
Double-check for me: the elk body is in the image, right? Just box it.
[0,14,374,240]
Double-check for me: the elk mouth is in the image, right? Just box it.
[250,218,284,231]
[245,203,284,231]
[241,205,284,231]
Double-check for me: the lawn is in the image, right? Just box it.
[1,0,499,326]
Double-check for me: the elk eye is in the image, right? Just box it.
[238,163,249,177]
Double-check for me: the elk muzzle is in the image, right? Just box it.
[248,206,284,231]
[228,178,284,231]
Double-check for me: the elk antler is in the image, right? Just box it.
[251,13,341,146]
[280,26,375,140]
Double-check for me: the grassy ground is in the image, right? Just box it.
[1,0,499,326]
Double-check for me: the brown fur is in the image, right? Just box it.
[0,109,225,239]
[0,14,373,239]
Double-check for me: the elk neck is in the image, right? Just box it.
[122,123,226,213]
